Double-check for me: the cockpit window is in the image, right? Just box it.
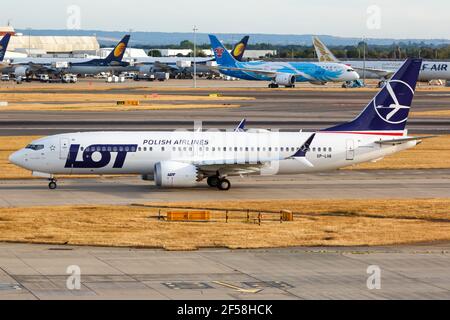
[347,69,355,72]
[26,144,45,151]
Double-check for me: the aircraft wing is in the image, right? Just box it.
[353,66,395,79]
[196,161,267,176]
[211,65,279,78]
[190,133,317,176]
[153,61,179,72]
[13,62,60,74]
[375,135,436,145]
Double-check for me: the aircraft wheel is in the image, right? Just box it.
[217,179,231,191]
[48,181,57,190]
[207,176,220,188]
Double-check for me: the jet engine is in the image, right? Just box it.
[154,161,202,188]
[275,74,296,87]
[14,66,31,78]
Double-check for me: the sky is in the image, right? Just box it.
[1,0,449,39]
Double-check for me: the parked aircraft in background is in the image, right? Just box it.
[313,36,450,84]
[209,35,359,88]
[6,35,132,80]
[133,36,249,77]
[9,59,432,191]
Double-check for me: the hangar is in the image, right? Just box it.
[0,26,99,57]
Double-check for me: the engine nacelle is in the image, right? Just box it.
[14,66,31,78]
[154,161,200,188]
[275,74,296,87]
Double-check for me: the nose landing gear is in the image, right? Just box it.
[48,178,57,190]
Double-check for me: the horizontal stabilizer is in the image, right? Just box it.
[375,135,436,145]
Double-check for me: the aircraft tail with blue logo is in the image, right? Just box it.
[104,35,131,63]
[323,58,422,136]
[209,35,238,67]
[0,33,12,62]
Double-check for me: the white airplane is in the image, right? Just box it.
[10,59,432,191]
[313,36,450,84]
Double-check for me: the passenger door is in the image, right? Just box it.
[346,139,355,161]
[60,138,70,160]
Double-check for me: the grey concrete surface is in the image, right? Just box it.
[1,80,449,135]
[0,243,449,300]
[0,169,449,207]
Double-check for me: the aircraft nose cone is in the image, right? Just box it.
[9,151,24,167]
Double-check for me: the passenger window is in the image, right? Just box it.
[329,147,332,152]
[318,148,321,152]
[113,147,118,152]
[161,147,165,152]
[81,147,84,151]
[143,147,147,152]
[108,147,112,152]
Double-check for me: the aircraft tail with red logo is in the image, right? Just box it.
[209,35,238,67]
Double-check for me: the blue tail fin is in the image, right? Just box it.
[0,34,11,62]
[104,35,130,63]
[208,35,237,67]
[231,36,249,61]
[323,58,422,134]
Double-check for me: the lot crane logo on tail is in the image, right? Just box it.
[374,80,414,124]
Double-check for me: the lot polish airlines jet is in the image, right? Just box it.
[10,59,432,191]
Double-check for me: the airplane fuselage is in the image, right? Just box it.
[10,131,415,178]
[344,60,450,81]
[219,61,358,83]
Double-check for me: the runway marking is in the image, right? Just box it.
[212,281,262,294]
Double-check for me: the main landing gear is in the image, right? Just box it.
[268,83,279,88]
[48,178,58,190]
[207,176,231,191]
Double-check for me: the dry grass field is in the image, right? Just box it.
[412,110,450,117]
[0,91,249,112]
[0,199,449,250]
[0,103,240,112]
[1,135,449,179]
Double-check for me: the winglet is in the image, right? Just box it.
[292,134,316,158]
[235,119,247,132]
